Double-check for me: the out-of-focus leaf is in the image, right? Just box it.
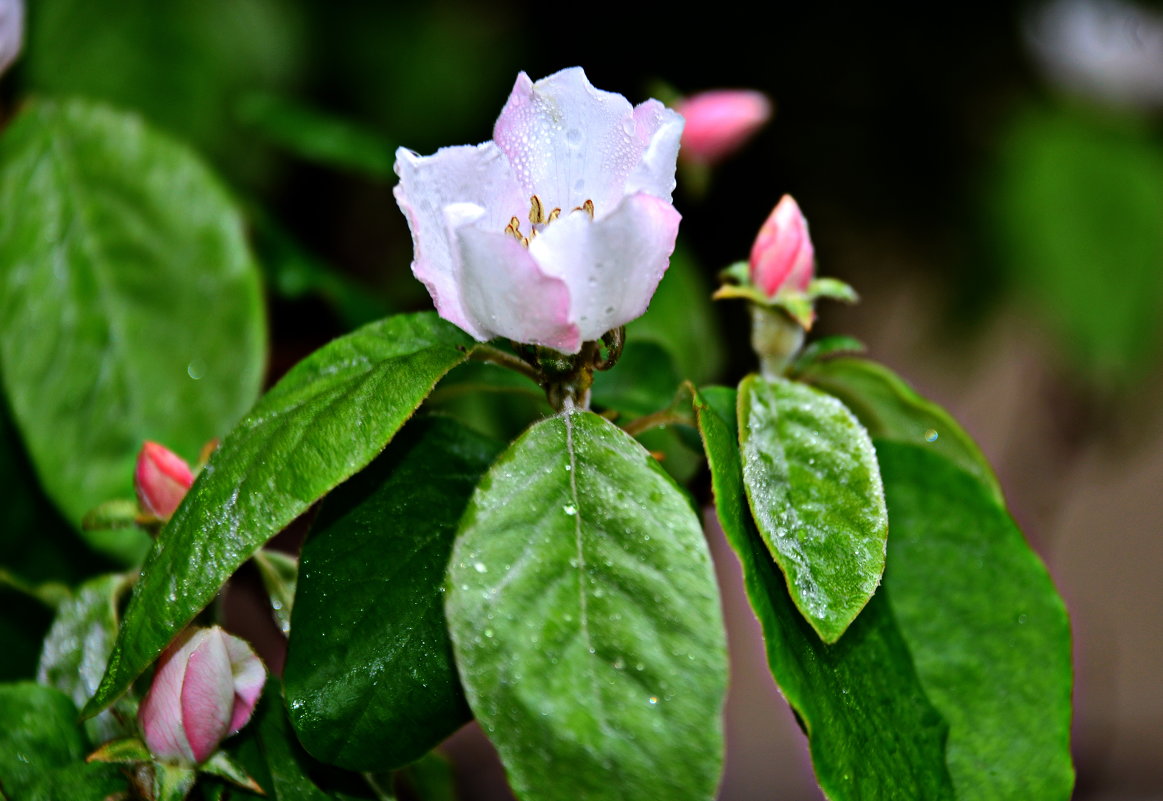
[0,683,87,795]
[285,417,500,770]
[0,99,266,564]
[738,375,888,642]
[447,410,727,801]
[237,92,395,178]
[84,313,473,718]
[630,241,723,383]
[37,573,135,744]
[800,357,1002,502]
[991,103,1163,385]
[24,0,305,185]
[696,386,954,800]
[591,341,682,418]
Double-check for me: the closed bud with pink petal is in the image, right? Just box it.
[676,89,772,166]
[135,441,194,521]
[750,194,815,298]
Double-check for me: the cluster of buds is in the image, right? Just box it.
[716,195,857,376]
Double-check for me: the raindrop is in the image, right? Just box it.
[613,657,625,670]
[563,504,577,516]
[647,696,658,705]
[186,359,206,380]
[473,561,488,574]
[924,428,939,443]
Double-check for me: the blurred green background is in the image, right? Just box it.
[2,1,1161,799]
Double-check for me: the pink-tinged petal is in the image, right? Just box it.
[135,441,194,520]
[677,90,772,166]
[0,0,23,77]
[139,630,199,764]
[394,143,526,338]
[750,195,815,296]
[179,629,236,764]
[221,632,266,734]
[494,67,643,214]
[454,224,579,352]
[625,99,684,202]
[530,193,681,343]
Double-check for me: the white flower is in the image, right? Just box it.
[394,67,684,354]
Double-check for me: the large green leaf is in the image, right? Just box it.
[799,357,1002,503]
[0,99,266,563]
[285,416,501,770]
[696,386,954,800]
[446,409,727,801]
[738,375,887,642]
[84,312,473,717]
[877,442,1074,800]
[37,573,135,745]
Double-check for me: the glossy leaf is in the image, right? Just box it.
[447,409,727,801]
[19,763,128,801]
[877,442,1074,800]
[0,99,266,563]
[253,549,298,636]
[37,573,135,744]
[696,386,954,800]
[738,374,887,642]
[800,357,1002,502]
[285,417,501,770]
[84,312,473,717]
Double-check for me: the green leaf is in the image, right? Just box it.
[397,751,456,801]
[695,386,954,800]
[0,98,266,564]
[738,375,888,642]
[877,442,1074,800]
[789,335,866,373]
[629,241,723,383]
[237,93,395,179]
[19,762,128,801]
[590,341,682,418]
[799,358,1002,503]
[285,416,501,770]
[0,683,87,795]
[446,409,727,801]
[84,312,473,718]
[37,573,136,744]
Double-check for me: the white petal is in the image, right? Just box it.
[455,225,579,352]
[394,144,525,337]
[494,67,654,215]
[626,99,684,203]
[528,193,681,343]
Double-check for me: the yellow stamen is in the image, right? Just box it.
[573,199,595,219]
[505,216,529,247]
[529,195,545,225]
[547,207,561,222]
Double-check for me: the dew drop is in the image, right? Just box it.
[647,696,658,705]
[473,561,488,574]
[924,428,939,443]
[186,359,206,380]
[563,504,577,516]
[613,657,625,670]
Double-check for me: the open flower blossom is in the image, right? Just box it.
[750,194,815,297]
[676,89,772,166]
[138,626,266,766]
[135,441,194,520]
[394,67,684,354]
[0,0,22,78]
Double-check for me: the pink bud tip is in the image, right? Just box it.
[677,90,772,166]
[135,441,194,520]
[139,626,266,766]
[750,195,815,297]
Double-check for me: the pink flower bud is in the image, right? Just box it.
[676,90,772,166]
[749,195,815,297]
[135,442,194,520]
[139,627,266,765]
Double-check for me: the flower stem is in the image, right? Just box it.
[469,345,542,383]
[622,410,694,438]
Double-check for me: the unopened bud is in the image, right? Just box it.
[677,90,772,166]
[138,627,266,766]
[135,442,194,520]
[750,195,814,298]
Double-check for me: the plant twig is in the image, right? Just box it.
[622,410,695,438]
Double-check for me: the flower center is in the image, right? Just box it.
[504,194,594,247]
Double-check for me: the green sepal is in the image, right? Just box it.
[806,277,859,303]
[199,751,263,794]
[86,736,151,764]
[154,762,198,801]
[252,549,297,636]
[80,499,146,532]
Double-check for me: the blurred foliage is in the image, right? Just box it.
[987,101,1163,387]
